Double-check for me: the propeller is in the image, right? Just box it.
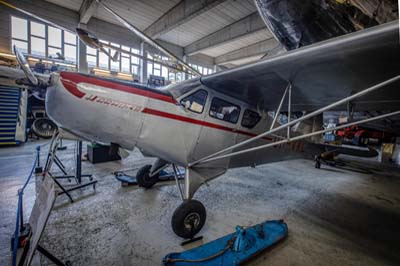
[13,46,52,92]
[13,46,38,86]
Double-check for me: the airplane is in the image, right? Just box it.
[2,0,400,239]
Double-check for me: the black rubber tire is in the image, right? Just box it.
[171,200,206,239]
[136,165,159,188]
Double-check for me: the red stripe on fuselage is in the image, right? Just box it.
[142,108,273,140]
[59,72,271,140]
[59,72,175,103]
[60,79,85,98]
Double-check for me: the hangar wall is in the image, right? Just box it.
[0,0,79,53]
[0,0,215,79]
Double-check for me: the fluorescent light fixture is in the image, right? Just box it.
[117,72,132,77]
[93,68,111,74]
[0,52,16,58]
[42,60,53,64]
[28,57,39,62]
[56,62,76,67]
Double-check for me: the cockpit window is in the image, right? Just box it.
[241,109,261,129]
[180,89,207,113]
[209,97,241,124]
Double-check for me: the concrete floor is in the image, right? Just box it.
[1,140,400,266]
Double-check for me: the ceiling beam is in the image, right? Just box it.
[215,38,278,65]
[185,12,268,56]
[79,0,98,24]
[144,0,227,39]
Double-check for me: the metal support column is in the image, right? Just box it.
[139,42,147,83]
[77,24,88,74]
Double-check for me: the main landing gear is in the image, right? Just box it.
[172,200,206,239]
[136,164,160,188]
[136,162,207,239]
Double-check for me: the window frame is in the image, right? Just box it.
[241,109,261,129]
[47,25,62,58]
[10,16,78,64]
[180,89,208,114]
[11,16,29,54]
[30,35,46,56]
[130,47,140,76]
[85,40,141,76]
[209,97,241,124]
[86,45,97,67]
[146,53,184,82]
[110,42,121,72]
[64,43,77,62]
[63,31,77,63]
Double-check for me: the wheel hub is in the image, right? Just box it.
[184,212,200,229]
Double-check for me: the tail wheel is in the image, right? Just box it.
[136,164,159,188]
[171,200,206,239]
[314,155,321,169]
[32,118,58,139]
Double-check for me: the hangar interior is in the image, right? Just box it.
[0,0,282,83]
[0,0,399,265]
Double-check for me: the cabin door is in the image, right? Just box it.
[191,91,240,178]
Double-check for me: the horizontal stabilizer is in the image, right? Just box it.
[321,144,379,158]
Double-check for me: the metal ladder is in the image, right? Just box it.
[0,86,26,146]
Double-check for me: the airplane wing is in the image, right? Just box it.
[201,21,400,112]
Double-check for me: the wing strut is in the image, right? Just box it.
[197,110,400,165]
[189,75,400,166]
[270,83,290,130]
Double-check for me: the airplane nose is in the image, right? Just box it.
[48,72,58,87]
[46,73,59,100]
[45,73,61,125]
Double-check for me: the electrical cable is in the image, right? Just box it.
[12,146,40,266]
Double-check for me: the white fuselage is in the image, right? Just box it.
[47,72,317,180]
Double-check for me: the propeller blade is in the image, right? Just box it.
[95,0,201,77]
[76,28,117,62]
[14,46,38,86]
[76,27,101,49]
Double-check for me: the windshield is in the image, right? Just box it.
[162,77,202,99]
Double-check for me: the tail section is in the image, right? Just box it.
[319,143,379,159]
